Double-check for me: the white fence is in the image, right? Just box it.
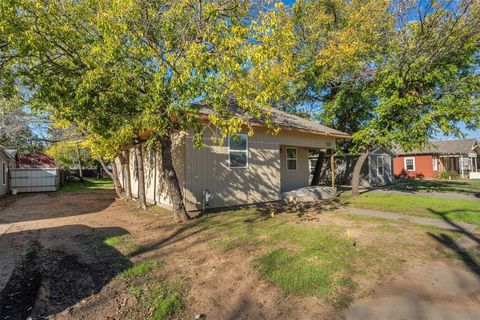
[10,168,59,193]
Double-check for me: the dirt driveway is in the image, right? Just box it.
[0,191,479,320]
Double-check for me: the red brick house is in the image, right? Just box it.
[393,139,480,179]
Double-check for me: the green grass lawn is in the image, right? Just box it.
[58,178,114,192]
[341,192,480,226]
[191,209,421,308]
[388,178,480,195]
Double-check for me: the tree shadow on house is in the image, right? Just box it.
[426,208,480,277]
[0,225,132,320]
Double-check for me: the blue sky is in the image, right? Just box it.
[280,0,479,140]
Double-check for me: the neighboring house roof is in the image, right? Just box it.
[18,153,58,168]
[394,139,480,155]
[0,145,15,162]
[195,102,350,138]
[5,149,18,160]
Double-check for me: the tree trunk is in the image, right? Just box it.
[159,135,190,222]
[118,151,132,200]
[310,150,326,185]
[351,150,370,197]
[134,137,147,210]
[75,144,84,182]
[98,159,124,199]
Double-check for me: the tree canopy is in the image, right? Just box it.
[287,0,479,152]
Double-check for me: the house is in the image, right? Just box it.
[18,153,58,169]
[313,148,395,187]
[0,146,17,196]
[118,105,350,211]
[393,139,480,179]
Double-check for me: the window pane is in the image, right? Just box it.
[377,158,384,174]
[287,159,297,170]
[309,159,317,175]
[230,152,247,167]
[229,135,247,151]
[287,148,297,159]
[406,159,414,170]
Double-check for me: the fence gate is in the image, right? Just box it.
[10,168,59,193]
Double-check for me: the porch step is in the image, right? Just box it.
[281,186,337,204]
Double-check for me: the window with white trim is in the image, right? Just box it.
[286,148,297,171]
[432,157,438,171]
[228,134,248,168]
[2,162,5,185]
[377,157,384,175]
[404,157,415,171]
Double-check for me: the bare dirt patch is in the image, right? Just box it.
[0,192,478,319]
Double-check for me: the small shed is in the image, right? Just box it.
[10,153,59,193]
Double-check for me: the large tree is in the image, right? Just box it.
[288,0,480,195]
[2,0,293,220]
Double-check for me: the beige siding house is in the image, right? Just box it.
[118,106,349,212]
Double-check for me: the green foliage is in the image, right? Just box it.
[3,0,294,156]
[437,171,450,180]
[46,140,93,169]
[287,0,480,152]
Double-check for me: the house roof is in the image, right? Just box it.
[18,153,58,168]
[394,139,480,155]
[0,145,15,161]
[5,149,17,160]
[195,102,350,139]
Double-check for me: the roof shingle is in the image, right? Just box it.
[195,103,350,138]
[394,139,479,155]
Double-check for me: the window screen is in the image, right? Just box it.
[229,134,248,168]
[405,157,415,171]
[377,157,384,175]
[286,148,297,171]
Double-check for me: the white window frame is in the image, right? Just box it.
[376,157,384,175]
[286,147,297,171]
[404,157,416,171]
[228,134,248,168]
[2,162,5,185]
[432,157,438,171]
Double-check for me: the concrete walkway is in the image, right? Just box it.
[343,207,478,233]
[371,189,480,201]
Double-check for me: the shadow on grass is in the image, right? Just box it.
[388,179,480,196]
[427,208,480,278]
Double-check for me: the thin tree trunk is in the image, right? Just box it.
[310,150,326,185]
[98,159,124,199]
[75,144,84,182]
[134,137,147,210]
[159,135,190,222]
[352,150,370,197]
[118,151,132,200]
